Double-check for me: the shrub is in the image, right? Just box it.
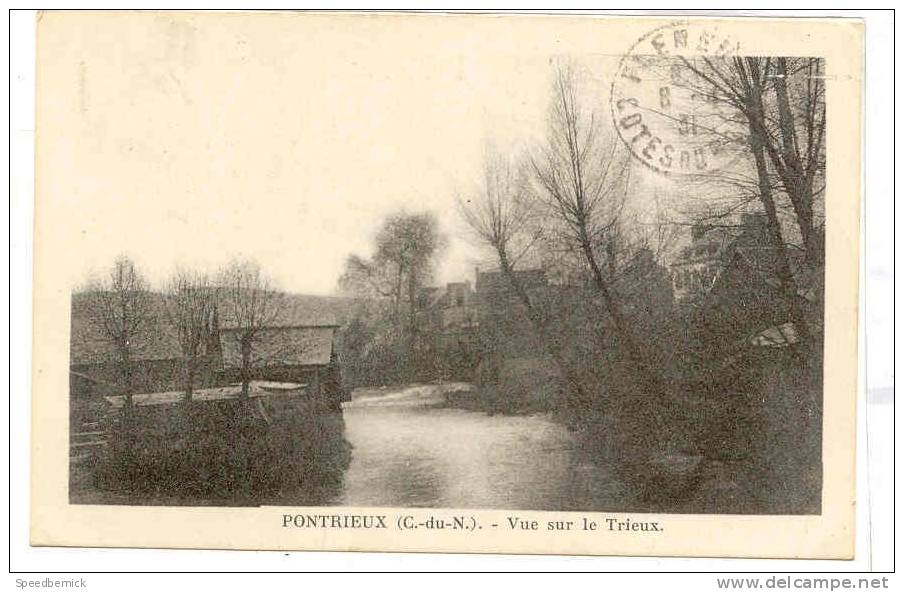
[94,397,351,505]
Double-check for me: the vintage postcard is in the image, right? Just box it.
[31,11,862,558]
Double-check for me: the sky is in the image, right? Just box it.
[38,12,682,295]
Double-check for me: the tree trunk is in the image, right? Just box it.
[576,231,664,394]
[392,266,404,328]
[769,58,820,265]
[119,344,133,409]
[240,336,252,399]
[496,248,592,407]
[184,356,195,402]
[746,101,813,348]
[407,269,418,353]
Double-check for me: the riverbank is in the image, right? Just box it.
[72,394,351,507]
[348,380,555,416]
[462,355,565,415]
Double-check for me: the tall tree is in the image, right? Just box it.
[374,212,444,344]
[769,57,826,264]
[459,148,591,404]
[217,259,284,399]
[164,269,215,402]
[337,253,405,322]
[85,255,151,408]
[339,212,445,340]
[530,63,658,385]
[672,56,826,251]
[672,55,821,343]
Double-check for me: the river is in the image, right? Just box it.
[334,383,636,511]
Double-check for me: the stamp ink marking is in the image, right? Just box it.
[610,21,745,176]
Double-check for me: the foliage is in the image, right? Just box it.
[79,255,152,407]
[455,58,824,512]
[94,399,351,505]
[216,258,284,398]
[337,211,447,385]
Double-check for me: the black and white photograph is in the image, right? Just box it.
[63,18,828,515]
[26,11,865,558]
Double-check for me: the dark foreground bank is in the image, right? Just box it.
[71,393,351,507]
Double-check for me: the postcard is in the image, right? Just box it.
[31,10,862,558]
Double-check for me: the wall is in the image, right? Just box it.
[70,357,220,399]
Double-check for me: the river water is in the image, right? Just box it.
[335,383,634,511]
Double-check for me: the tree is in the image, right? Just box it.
[374,212,444,344]
[337,211,445,382]
[530,63,660,387]
[339,212,445,340]
[337,253,404,321]
[768,57,826,265]
[164,269,216,402]
[217,259,284,399]
[671,56,823,344]
[84,255,152,408]
[459,148,591,404]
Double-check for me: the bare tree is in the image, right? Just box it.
[164,269,216,402]
[703,57,823,260]
[530,63,658,383]
[769,57,826,264]
[337,253,405,321]
[459,148,591,404]
[217,259,283,399]
[672,55,821,344]
[85,255,152,408]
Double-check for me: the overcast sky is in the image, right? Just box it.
[39,12,680,295]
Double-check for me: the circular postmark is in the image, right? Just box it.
[610,21,747,176]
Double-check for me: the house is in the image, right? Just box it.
[69,291,347,403]
[675,213,824,359]
[217,324,341,397]
[670,213,782,302]
[670,224,738,301]
[69,292,212,399]
[414,281,481,377]
[475,268,549,307]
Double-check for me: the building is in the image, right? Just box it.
[475,268,549,307]
[436,281,479,333]
[69,292,207,400]
[413,270,551,379]
[69,291,345,403]
[218,324,340,396]
[674,212,824,358]
[670,213,771,302]
[670,225,735,301]
[415,280,481,373]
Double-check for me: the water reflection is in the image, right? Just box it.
[336,384,635,511]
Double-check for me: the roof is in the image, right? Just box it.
[685,249,819,358]
[476,269,548,295]
[220,325,336,368]
[216,291,353,329]
[71,290,347,366]
[70,292,179,366]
